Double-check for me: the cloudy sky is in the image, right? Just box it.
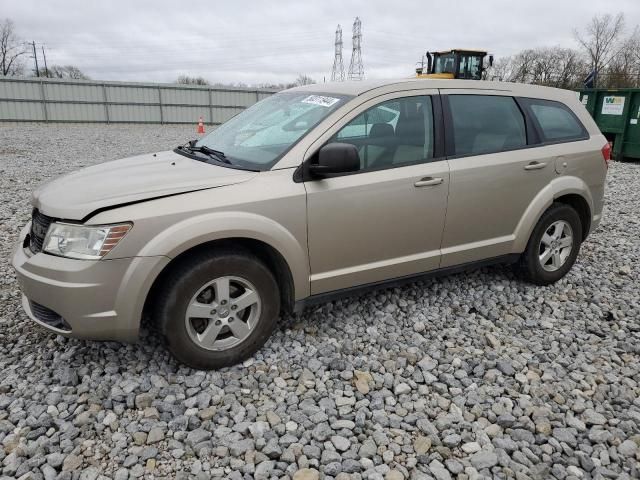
[5,0,640,85]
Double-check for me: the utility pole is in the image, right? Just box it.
[31,41,39,77]
[41,45,49,78]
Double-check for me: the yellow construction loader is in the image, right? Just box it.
[416,49,493,80]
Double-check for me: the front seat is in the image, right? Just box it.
[393,108,425,164]
[360,122,395,169]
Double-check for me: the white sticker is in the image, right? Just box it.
[601,96,625,115]
[301,95,340,107]
[631,119,638,125]
[581,95,588,106]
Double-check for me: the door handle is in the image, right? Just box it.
[414,177,443,187]
[524,161,547,171]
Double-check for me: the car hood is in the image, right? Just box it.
[32,150,257,220]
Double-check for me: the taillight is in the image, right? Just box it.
[601,142,611,168]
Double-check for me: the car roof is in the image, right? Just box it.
[286,78,577,103]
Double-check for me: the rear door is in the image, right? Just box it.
[439,90,556,267]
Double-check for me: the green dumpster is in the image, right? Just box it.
[578,88,640,160]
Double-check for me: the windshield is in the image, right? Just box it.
[459,54,483,80]
[195,92,350,170]
[434,54,456,74]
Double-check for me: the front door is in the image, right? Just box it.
[304,92,450,294]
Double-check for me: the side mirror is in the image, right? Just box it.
[309,143,360,176]
[489,55,494,67]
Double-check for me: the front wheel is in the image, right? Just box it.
[156,249,280,369]
[518,203,582,285]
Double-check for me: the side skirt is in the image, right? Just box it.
[293,253,521,314]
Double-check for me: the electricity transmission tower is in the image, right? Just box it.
[331,25,345,82]
[348,17,364,80]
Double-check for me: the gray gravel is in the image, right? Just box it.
[1,123,639,480]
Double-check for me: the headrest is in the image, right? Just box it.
[369,123,394,138]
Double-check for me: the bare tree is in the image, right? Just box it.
[604,28,640,88]
[293,74,315,86]
[0,19,27,76]
[627,27,640,86]
[256,82,287,91]
[509,49,541,83]
[488,56,515,82]
[630,27,640,66]
[176,75,209,85]
[553,48,589,89]
[492,47,588,89]
[574,13,625,85]
[39,64,90,80]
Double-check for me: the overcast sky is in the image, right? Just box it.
[5,0,640,85]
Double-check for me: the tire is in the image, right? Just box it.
[517,203,582,285]
[155,249,280,369]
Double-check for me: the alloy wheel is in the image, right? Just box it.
[184,276,261,351]
[538,220,574,272]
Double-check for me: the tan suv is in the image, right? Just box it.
[12,79,608,369]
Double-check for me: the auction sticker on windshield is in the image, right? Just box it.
[301,95,340,108]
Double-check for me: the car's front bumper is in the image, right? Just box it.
[11,223,169,342]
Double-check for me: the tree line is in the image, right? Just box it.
[175,74,316,90]
[489,13,640,89]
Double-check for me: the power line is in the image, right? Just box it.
[331,24,345,81]
[348,17,364,80]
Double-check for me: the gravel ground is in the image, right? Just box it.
[0,123,639,480]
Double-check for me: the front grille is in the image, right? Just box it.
[29,209,54,254]
[29,301,71,331]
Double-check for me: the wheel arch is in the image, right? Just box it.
[553,193,591,241]
[144,237,297,325]
[513,177,594,252]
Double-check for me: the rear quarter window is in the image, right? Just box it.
[525,99,588,142]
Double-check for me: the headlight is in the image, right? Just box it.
[43,222,132,260]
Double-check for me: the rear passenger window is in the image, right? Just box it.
[448,95,526,156]
[528,100,586,142]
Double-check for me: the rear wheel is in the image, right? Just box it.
[518,203,582,285]
[156,249,280,369]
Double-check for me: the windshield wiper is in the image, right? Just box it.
[181,140,232,165]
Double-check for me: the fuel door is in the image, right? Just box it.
[555,155,568,174]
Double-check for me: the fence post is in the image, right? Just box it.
[158,86,163,124]
[255,90,260,104]
[39,80,48,122]
[102,84,110,123]
[209,88,214,126]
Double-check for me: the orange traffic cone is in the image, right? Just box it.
[197,116,205,134]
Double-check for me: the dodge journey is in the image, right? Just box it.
[12,79,608,369]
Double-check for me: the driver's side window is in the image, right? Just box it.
[329,96,434,172]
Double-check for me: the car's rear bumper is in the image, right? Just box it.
[12,223,169,342]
